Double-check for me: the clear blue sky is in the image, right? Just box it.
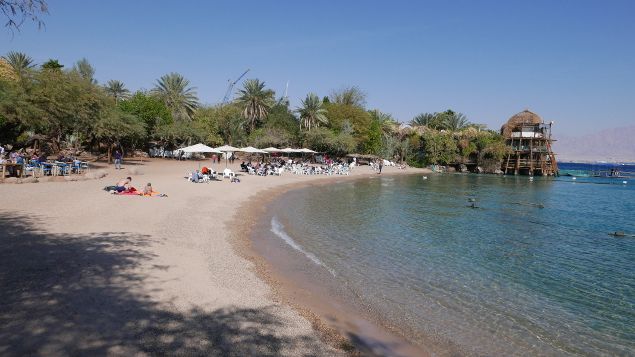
[2,0,634,136]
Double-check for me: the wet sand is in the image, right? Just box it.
[0,158,428,356]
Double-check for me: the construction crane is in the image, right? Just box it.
[222,69,250,104]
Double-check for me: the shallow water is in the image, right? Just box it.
[263,173,635,356]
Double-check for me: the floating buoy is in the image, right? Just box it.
[422,176,428,180]
[623,181,628,185]
[529,177,534,181]
[468,198,476,202]
[572,177,577,180]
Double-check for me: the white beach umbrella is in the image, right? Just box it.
[215,145,242,167]
[299,148,317,153]
[178,143,222,169]
[241,146,267,154]
[262,147,282,153]
[281,147,297,153]
[179,143,222,153]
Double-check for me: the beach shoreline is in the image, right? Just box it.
[0,158,430,356]
[230,170,444,357]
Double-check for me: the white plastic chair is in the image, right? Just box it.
[223,168,235,179]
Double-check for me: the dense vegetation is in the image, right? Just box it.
[0,52,509,169]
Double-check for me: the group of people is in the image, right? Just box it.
[0,146,52,177]
[240,159,286,176]
[108,176,166,197]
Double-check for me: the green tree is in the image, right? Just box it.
[329,86,366,107]
[323,102,371,149]
[151,72,199,121]
[442,110,470,130]
[421,131,458,165]
[264,102,300,140]
[249,127,294,148]
[41,58,63,71]
[2,51,35,79]
[303,127,355,156]
[0,77,41,143]
[72,58,95,83]
[410,112,438,127]
[235,78,275,133]
[206,103,246,146]
[104,80,130,102]
[411,110,471,130]
[118,91,171,136]
[94,108,146,162]
[364,116,382,155]
[297,93,328,131]
[154,120,204,148]
[303,127,332,153]
[193,105,224,146]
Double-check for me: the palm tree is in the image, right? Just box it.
[443,110,470,130]
[297,93,328,131]
[410,112,437,127]
[2,51,35,78]
[329,86,366,107]
[235,79,275,133]
[151,73,199,121]
[104,80,130,102]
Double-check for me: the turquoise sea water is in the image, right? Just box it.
[264,174,635,356]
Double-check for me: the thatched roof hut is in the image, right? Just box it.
[500,110,543,138]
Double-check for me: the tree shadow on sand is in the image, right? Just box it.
[0,213,327,356]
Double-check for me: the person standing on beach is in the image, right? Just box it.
[378,159,383,174]
[211,153,217,164]
[114,150,122,169]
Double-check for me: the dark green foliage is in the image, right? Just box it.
[249,128,294,148]
[41,59,63,70]
[265,103,300,138]
[119,92,171,137]
[303,127,356,156]
[323,102,371,147]
[420,131,458,165]
[364,116,382,155]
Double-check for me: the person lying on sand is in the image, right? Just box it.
[115,177,132,192]
[142,182,153,195]
[140,182,168,197]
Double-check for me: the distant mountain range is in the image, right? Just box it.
[554,125,635,163]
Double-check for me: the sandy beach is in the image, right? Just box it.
[0,158,428,356]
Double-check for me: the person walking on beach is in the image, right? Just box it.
[114,150,122,170]
[378,159,383,174]
[211,154,217,164]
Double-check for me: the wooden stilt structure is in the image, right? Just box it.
[501,110,558,176]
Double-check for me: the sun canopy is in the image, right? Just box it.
[179,143,222,153]
[281,147,300,153]
[215,145,242,152]
[241,146,267,154]
[299,148,317,153]
[262,147,282,153]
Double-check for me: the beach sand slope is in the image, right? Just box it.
[0,159,422,356]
